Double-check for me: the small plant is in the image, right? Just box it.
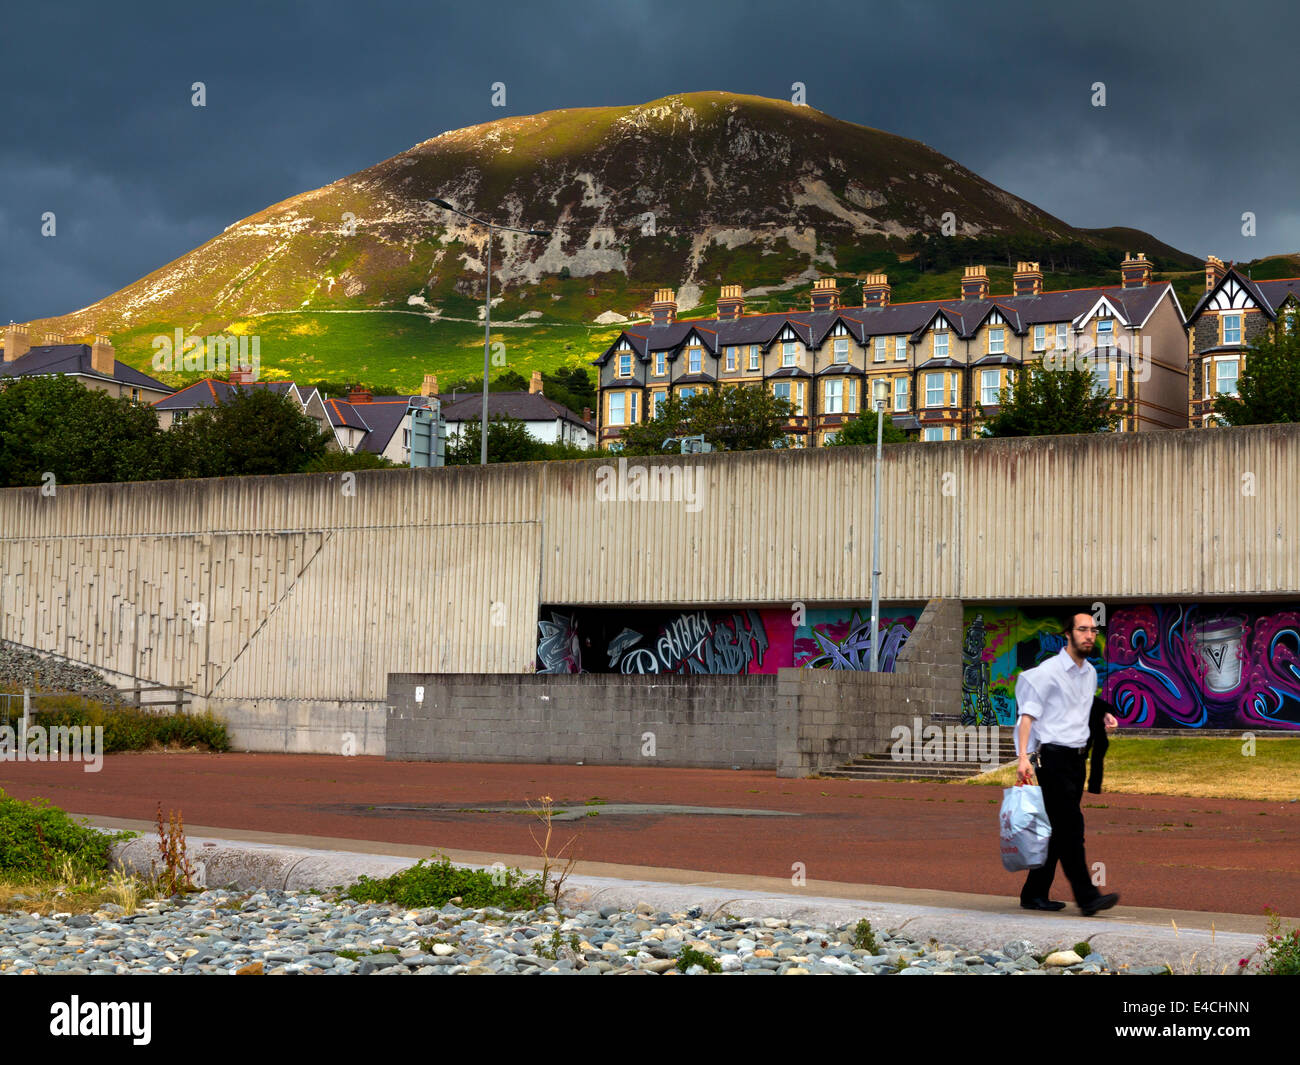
[1259,907,1300,975]
[852,918,878,954]
[344,853,546,910]
[535,927,581,961]
[152,802,199,896]
[676,945,721,973]
[334,948,361,961]
[1073,941,1091,958]
[527,795,579,907]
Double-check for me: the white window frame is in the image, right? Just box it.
[1033,324,1045,351]
[833,338,849,364]
[1055,324,1069,351]
[650,391,664,419]
[609,392,626,425]
[794,381,805,416]
[825,379,843,414]
[749,345,760,371]
[654,351,665,376]
[895,336,907,361]
[874,337,887,362]
[981,369,999,406]
[847,378,858,413]
[934,331,949,359]
[618,353,632,377]
[678,387,696,402]
[925,372,943,407]
[989,326,1005,355]
[1223,314,1242,345]
[1216,358,1239,396]
[725,347,736,372]
[894,376,908,412]
[689,348,702,374]
[923,427,943,442]
[782,341,797,367]
[773,381,791,405]
[1096,319,1114,353]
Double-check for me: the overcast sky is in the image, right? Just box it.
[2,0,1294,323]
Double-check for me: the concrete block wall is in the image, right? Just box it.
[386,672,782,769]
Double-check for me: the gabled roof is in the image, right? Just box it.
[0,344,173,392]
[152,378,297,409]
[1188,267,1300,321]
[440,390,594,429]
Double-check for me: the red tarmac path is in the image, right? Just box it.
[2,752,1297,920]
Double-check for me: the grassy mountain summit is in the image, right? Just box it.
[32,91,1199,394]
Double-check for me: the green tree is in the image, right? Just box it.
[170,386,332,477]
[445,414,543,465]
[824,410,911,446]
[0,376,177,487]
[977,361,1120,437]
[1212,315,1300,426]
[618,385,794,455]
[301,449,402,472]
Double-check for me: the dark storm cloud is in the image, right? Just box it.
[2,0,1296,322]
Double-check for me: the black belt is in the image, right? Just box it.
[1040,742,1087,753]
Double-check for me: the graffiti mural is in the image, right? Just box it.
[961,603,1300,730]
[535,606,919,675]
[536,611,581,674]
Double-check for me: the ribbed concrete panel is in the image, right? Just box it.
[1,425,1299,705]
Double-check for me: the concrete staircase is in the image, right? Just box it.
[820,713,1018,782]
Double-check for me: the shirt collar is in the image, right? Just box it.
[1057,646,1089,674]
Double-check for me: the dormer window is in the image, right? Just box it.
[654,351,665,376]
[782,341,797,367]
[989,326,1005,355]
[933,329,949,359]
[833,338,848,364]
[689,347,702,373]
[618,353,632,377]
[1096,319,1113,353]
[1223,314,1242,345]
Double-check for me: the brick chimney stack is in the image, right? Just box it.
[422,373,439,397]
[1205,255,1227,292]
[1013,262,1043,297]
[716,284,745,321]
[810,277,840,313]
[861,274,891,309]
[529,370,543,395]
[649,288,677,327]
[961,266,989,301]
[1121,252,1152,289]
[44,332,65,346]
[348,385,372,404]
[90,334,114,377]
[582,406,592,424]
[3,323,30,363]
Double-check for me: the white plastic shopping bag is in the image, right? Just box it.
[999,785,1051,871]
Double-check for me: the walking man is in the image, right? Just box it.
[1015,610,1120,915]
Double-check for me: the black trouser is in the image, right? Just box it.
[1021,743,1102,906]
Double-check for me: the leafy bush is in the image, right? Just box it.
[25,696,229,753]
[0,790,128,880]
[1259,908,1300,975]
[343,854,547,911]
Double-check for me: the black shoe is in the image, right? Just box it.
[1080,892,1120,916]
[1020,897,1067,911]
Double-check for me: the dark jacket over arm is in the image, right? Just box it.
[1085,696,1112,794]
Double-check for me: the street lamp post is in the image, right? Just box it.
[428,199,551,465]
[869,377,890,671]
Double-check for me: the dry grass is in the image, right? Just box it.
[0,864,152,917]
[967,737,1300,800]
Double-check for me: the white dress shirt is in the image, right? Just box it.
[1014,646,1096,756]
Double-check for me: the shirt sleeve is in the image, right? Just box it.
[1015,671,1044,720]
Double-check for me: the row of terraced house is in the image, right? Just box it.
[593,254,1300,446]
